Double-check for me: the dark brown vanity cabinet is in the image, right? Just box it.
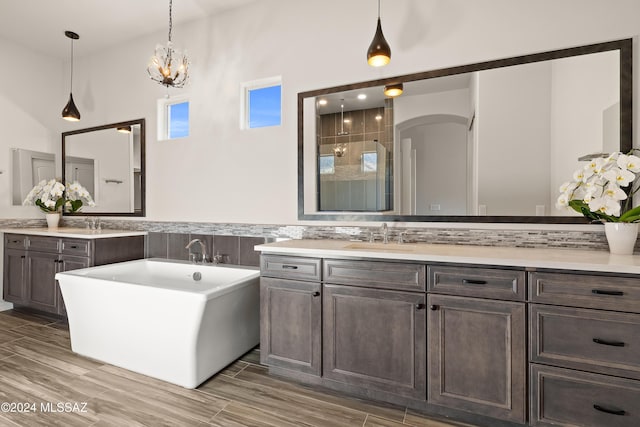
[260,255,322,376]
[427,265,527,424]
[3,233,144,316]
[322,259,427,398]
[529,271,640,427]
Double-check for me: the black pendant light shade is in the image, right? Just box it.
[62,93,81,121]
[62,30,81,121]
[367,0,391,67]
[367,18,391,66]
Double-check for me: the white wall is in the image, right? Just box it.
[476,61,552,216]
[1,0,640,225]
[0,37,63,219]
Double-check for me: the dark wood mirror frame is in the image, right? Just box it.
[298,39,632,223]
[62,118,146,217]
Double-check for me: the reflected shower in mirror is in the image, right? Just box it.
[11,148,56,205]
[62,119,145,216]
[299,39,631,223]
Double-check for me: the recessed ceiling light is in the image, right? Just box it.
[357,94,367,100]
[343,119,351,124]
[318,99,328,106]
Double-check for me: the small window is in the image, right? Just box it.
[241,77,282,129]
[157,96,189,140]
[362,151,377,172]
[319,154,335,174]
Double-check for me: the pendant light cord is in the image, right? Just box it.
[69,39,74,92]
[377,0,381,19]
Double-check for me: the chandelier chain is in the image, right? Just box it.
[168,0,173,42]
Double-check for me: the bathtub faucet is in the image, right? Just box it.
[186,239,208,264]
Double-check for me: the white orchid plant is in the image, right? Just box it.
[557,151,640,223]
[23,179,95,213]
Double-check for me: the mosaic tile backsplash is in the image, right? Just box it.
[2,217,631,255]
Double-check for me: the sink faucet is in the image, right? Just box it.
[381,222,389,244]
[185,239,207,264]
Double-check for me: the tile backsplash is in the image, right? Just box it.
[2,218,632,255]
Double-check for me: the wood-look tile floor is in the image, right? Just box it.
[0,309,472,427]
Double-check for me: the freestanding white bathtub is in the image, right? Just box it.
[55,258,260,389]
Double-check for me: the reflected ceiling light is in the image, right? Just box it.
[384,83,403,97]
[375,114,383,121]
[117,126,132,134]
[367,0,391,67]
[61,31,81,121]
[357,94,367,100]
[318,99,328,106]
[147,0,189,88]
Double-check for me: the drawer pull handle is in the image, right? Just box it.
[430,305,439,311]
[462,279,487,285]
[593,404,626,416]
[592,289,624,296]
[415,303,425,310]
[281,265,299,270]
[70,245,78,249]
[593,338,625,347]
[311,291,320,297]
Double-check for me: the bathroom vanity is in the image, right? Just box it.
[2,228,146,316]
[256,240,640,427]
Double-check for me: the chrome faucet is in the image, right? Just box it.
[185,239,207,264]
[381,222,389,244]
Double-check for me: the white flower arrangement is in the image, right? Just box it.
[23,179,95,213]
[557,151,640,222]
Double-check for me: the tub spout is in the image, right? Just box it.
[186,239,207,264]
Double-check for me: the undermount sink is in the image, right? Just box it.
[344,242,417,252]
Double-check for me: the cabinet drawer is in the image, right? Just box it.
[530,304,640,380]
[27,236,60,253]
[261,255,321,281]
[428,265,525,301]
[529,271,640,313]
[324,259,425,291]
[530,364,640,427]
[61,239,91,257]
[5,234,27,250]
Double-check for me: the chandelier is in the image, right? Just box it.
[147,0,189,88]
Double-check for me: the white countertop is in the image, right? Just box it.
[255,239,640,275]
[1,227,147,239]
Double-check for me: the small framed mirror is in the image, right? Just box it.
[62,118,145,216]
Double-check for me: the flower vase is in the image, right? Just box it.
[45,212,60,230]
[604,222,639,255]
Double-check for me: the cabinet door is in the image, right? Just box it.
[427,294,526,423]
[260,277,322,375]
[57,255,91,316]
[323,285,426,399]
[25,252,59,313]
[3,249,27,304]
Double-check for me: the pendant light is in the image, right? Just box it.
[61,31,81,121]
[367,0,391,67]
[147,0,189,88]
[384,83,403,97]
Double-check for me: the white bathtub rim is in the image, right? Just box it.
[55,258,260,301]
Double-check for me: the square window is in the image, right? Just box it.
[319,154,335,174]
[362,152,377,172]
[241,77,282,129]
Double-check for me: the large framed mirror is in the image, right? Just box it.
[62,118,145,216]
[299,39,632,223]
